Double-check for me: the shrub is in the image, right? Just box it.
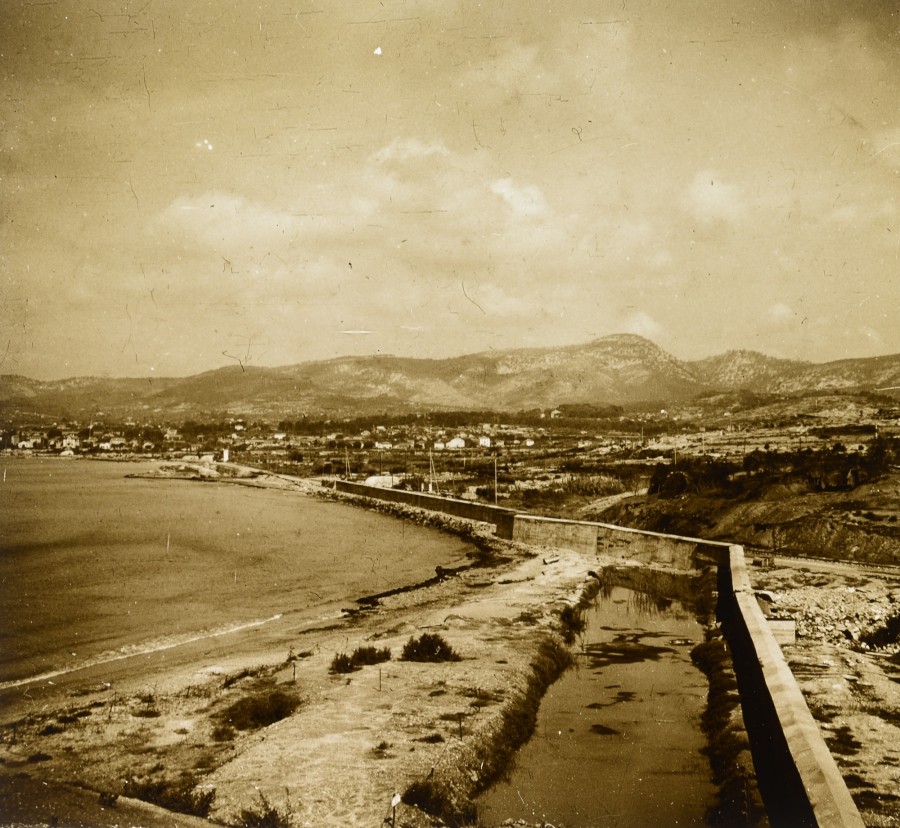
[329,653,356,675]
[329,646,391,674]
[400,633,461,663]
[126,775,215,817]
[350,645,391,666]
[39,723,64,735]
[212,723,236,742]
[233,791,294,828]
[216,689,300,731]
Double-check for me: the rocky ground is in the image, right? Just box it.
[749,560,900,826]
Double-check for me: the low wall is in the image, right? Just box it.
[510,513,723,570]
[329,480,518,537]
[719,546,864,828]
[326,483,864,827]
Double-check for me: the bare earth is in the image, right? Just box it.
[3,477,899,827]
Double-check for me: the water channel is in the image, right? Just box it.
[478,584,716,827]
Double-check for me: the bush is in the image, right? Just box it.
[233,791,294,828]
[329,645,391,674]
[401,633,461,663]
[126,774,215,817]
[216,689,300,731]
[350,645,391,666]
[329,653,356,674]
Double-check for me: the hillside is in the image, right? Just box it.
[2,335,899,420]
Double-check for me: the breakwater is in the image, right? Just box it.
[328,480,865,828]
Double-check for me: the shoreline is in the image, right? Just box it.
[0,469,721,828]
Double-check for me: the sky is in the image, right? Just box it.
[2,0,898,380]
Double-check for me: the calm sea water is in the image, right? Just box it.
[0,457,473,686]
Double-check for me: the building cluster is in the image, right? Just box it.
[0,418,578,462]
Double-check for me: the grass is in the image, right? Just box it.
[401,633,461,663]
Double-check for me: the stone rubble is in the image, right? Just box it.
[769,580,900,651]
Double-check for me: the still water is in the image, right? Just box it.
[0,457,473,686]
[479,586,715,828]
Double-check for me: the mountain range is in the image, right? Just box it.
[2,335,899,420]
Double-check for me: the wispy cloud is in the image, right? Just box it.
[682,171,744,224]
[490,178,547,217]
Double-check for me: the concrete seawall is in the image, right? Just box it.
[327,481,864,828]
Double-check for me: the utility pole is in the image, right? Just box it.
[494,455,498,504]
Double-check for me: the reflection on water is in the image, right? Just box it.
[478,585,715,828]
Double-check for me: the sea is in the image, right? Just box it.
[0,457,473,688]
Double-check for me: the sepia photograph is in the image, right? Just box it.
[1,1,899,826]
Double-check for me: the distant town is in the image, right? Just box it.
[4,393,899,508]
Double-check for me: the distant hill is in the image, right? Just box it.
[2,335,899,420]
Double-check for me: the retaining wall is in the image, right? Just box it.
[326,482,864,827]
[329,480,518,537]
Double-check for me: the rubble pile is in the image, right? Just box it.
[778,583,900,650]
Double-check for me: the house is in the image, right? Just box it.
[478,436,492,448]
[446,437,467,450]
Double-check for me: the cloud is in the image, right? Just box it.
[767,302,795,325]
[621,310,664,340]
[682,171,744,223]
[370,138,450,164]
[490,178,547,217]
[159,193,301,252]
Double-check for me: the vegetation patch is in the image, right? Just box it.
[329,645,392,674]
[124,773,215,817]
[233,790,296,828]
[223,666,269,689]
[824,725,863,756]
[401,633,461,663]
[214,687,301,732]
